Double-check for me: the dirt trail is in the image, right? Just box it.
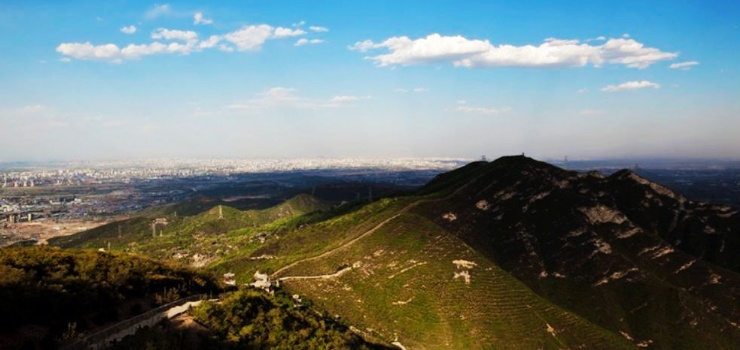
[274,172,485,279]
[278,266,353,281]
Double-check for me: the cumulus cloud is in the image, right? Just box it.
[223,24,274,51]
[309,26,329,32]
[58,23,311,62]
[199,35,221,49]
[56,42,124,62]
[145,4,171,19]
[601,80,661,92]
[295,38,324,46]
[120,25,137,34]
[193,12,213,25]
[56,40,199,62]
[151,28,198,41]
[273,27,306,38]
[351,34,677,69]
[669,61,699,70]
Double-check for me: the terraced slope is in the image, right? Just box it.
[412,156,740,348]
[276,213,634,349]
[44,156,740,349]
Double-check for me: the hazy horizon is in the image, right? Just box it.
[1,1,738,162]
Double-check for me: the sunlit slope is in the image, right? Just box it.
[275,213,635,349]
[49,194,331,262]
[208,197,413,279]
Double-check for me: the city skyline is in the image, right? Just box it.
[1,1,738,161]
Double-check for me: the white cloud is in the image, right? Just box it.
[457,104,511,115]
[58,22,311,62]
[309,26,329,32]
[145,4,171,19]
[295,38,324,46]
[224,24,274,51]
[199,35,221,49]
[601,80,661,92]
[351,34,677,69]
[273,27,306,38]
[669,61,699,70]
[229,88,363,111]
[348,40,382,52]
[193,12,213,25]
[394,88,408,93]
[151,28,198,41]
[292,20,306,27]
[413,87,428,93]
[56,42,123,62]
[56,39,199,62]
[120,25,137,34]
[352,34,491,65]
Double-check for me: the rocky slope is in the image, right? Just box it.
[413,156,740,348]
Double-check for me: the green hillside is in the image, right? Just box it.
[49,194,332,265]
[0,246,218,349]
[41,157,740,349]
[275,213,634,349]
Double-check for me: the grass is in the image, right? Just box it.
[274,213,635,349]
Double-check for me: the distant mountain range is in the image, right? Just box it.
[44,156,740,349]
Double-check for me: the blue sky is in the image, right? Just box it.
[1,0,738,161]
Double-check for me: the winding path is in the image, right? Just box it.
[274,171,486,279]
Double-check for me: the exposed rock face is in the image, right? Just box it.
[415,156,740,348]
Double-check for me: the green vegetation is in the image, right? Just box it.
[0,246,218,349]
[189,288,391,349]
[35,159,740,348]
[276,213,635,349]
[49,194,332,265]
[106,288,392,350]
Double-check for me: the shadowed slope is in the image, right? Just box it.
[412,156,740,348]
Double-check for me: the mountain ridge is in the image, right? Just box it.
[40,155,740,349]
[412,155,740,348]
